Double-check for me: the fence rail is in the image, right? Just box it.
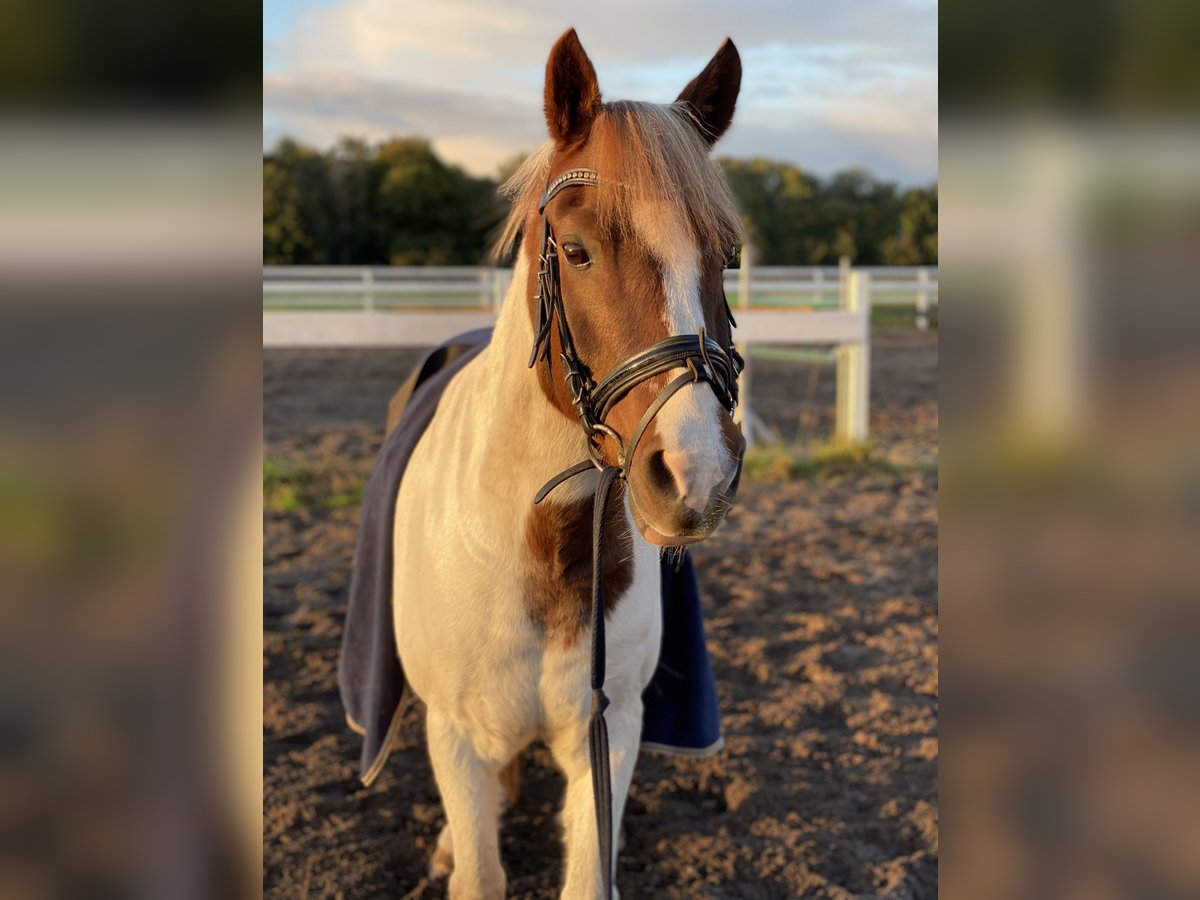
[263,262,936,443]
[263,264,937,322]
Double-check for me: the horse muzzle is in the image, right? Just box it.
[626,413,745,547]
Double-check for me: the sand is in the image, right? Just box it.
[264,329,938,898]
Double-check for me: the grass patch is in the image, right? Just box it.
[323,488,365,509]
[743,440,912,483]
[264,456,366,513]
[871,304,938,329]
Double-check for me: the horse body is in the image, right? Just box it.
[389,28,744,899]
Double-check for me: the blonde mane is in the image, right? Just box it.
[493,100,743,260]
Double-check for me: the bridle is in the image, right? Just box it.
[526,166,743,897]
[529,167,743,492]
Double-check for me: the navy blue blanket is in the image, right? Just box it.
[339,330,722,785]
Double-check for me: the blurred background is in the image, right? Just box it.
[940,0,1200,897]
[0,0,261,897]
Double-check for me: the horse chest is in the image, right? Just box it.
[521,486,634,648]
[394,477,661,735]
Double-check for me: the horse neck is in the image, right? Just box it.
[471,251,593,502]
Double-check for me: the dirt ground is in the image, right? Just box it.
[264,329,938,898]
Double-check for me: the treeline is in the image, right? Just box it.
[720,160,937,266]
[264,137,937,267]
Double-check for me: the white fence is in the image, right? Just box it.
[263,264,937,320]
[262,263,937,443]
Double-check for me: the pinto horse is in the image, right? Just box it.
[393,29,744,898]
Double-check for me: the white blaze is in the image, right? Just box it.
[637,212,732,512]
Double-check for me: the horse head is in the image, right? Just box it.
[501,29,746,547]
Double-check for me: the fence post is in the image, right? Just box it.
[838,255,851,307]
[363,268,375,313]
[916,267,930,331]
[737,242,753,310]
[835,270,871,444]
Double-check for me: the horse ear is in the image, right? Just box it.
[675,38,741,147]
[544,28,602,148]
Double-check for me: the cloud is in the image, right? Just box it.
[264,0,937,183]
[263,71,542,174]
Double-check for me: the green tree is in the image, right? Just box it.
[719,159,914,265]
[883,186,938,265]
[262,136,936,267]
[262,159,309,264]
[326,137,378,263]
[371,138,501,264]
[264,138,336,263]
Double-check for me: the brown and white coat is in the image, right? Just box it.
[392,29,744,899]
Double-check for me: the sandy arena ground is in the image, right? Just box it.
[264,329,938,898]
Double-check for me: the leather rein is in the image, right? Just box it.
[527,166,743,897]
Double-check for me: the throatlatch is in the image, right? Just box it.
[528,167,742,897]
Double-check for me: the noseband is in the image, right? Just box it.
[525,167,743,898]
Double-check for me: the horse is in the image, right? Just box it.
[392,29,744,899]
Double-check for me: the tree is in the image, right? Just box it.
[718,159,925,265]
[263,139,336,264]
[371,138,502,265]
[883,186,938,265]
[262,137,937,267]
[326,137,378,263]
[263,159,309,264]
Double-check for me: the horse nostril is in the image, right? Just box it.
[659,448,693,503]
[645,449,678,496]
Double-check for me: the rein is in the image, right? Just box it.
[527,167,742,897]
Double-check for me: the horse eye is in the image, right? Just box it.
[561,242,591,268]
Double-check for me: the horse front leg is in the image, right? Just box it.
[425,707,506,900]
[551,698,642,900]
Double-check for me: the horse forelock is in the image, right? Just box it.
[493,101,742,262]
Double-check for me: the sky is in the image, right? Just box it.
[263,0,937,186]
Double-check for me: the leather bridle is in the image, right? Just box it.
[526,166,743,897]
[530,167,743,496]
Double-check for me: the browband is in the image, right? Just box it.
[538,167,600,213]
